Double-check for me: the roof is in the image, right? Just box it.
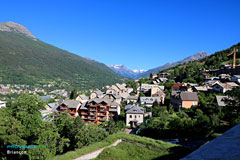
[89,98,111,104]
[140,97,161,104]
[109,108,118,112]
[172,83,184,89]
[119,92,129,99]
[40,95,54,101]
[61,100,81,109]
[154,89,166,96]
[116,83,126,90]
[110,101,120,106]
[94,90,104,95]
[80,102,88,110]
[194,86,208,91]
[205,80,220,86]
[125,104,135,110]
[181,124,240,160]
[77,94,89,100]
[127,96,138,100]
[233,75,240,78]
[226,82,239,87]
[47,102,58,111]
[180,92,199,101]
[216,96,228,107]
[126,105,144,114]
[213,83,232,89]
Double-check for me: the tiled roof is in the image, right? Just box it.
[126,105,144,114]
[172,83,184,89]
[61,100,81,109]
[180,92,199,101]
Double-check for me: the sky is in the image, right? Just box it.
[1,0,240,70]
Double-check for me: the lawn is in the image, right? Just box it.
[52,132,191,160]
[94,142,170,160]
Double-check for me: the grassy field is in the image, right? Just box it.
[94,142,170,160]
[52,132,191,160]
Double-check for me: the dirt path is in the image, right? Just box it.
[73,139,122,160]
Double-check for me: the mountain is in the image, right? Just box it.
[0,22,126,89]
[108,65,146,78]
[134,51,209,79]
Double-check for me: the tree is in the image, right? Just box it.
[0,108,26,158]
[126,80,138,92]
[10,94,45,143]
[224,87,240,125]
[70,88,78,99]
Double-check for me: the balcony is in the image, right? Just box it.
[89,104,97,107]
[69,109,76,114]
[98,113,106,117]
[99,109,106,112]
[81,112,88,115]
[81,116,88,119]
[89,109,96,112]
[99,105,107,109]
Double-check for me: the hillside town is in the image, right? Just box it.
[1,63,239,133]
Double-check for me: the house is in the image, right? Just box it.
[150,73,158,79]
[103,93,122,104]
[41,102,59,120]
[115,83,127,93]
[118,92,130,101]
[140,97,161,107]
[226,82,239,88]
[151,87,165,104]
[45,102,58,111]
[159,72,170,78]
[125,105,144,128]
[126,88,134,94]
[106,87,117,95]
[171,91,199,109]
[204,80,220,87]
[212,83,232,93]
[193,86,209,92]
[79,98,120,124]
[126,95,138,104]
[180,92,199,108]
[216,96,228,107]
[76,94,89,103]
[58,100,81,117]
[200,73,210,79]
[140,84,164,92]
[231,75,240,83]
[219,74,231,81]
[90,90,104,99]
[159,78,168,83]
[172,83,184,91]
[50,89,68,98]
[0,101,6,108]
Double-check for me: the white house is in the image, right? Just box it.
[140,97,161,107]
[125,105,144,128]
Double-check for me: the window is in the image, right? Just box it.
[135,115,137,118]
[130,115,132,118]
[139,115,140,118]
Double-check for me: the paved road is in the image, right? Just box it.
[73,139,122,160]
